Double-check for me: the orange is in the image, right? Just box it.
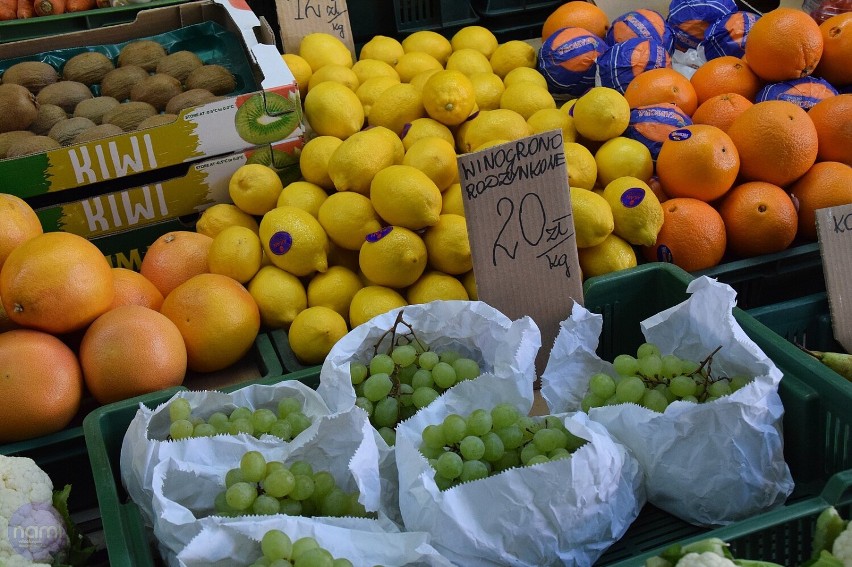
[80,305,186,404]
[789,161,852,241]
[0,329,83,443]
[718,182,798,258]
[691,93,753,133]
[108,267,164,311]
[541,1,610,41]
[623,68,698,116]
[0,232,114,334]
[689,56,763,105]
[744,8,824,82]
[656,124,740,202]
[0,194,43,274]
[727,100,819,187]
[808,94,852,165]
[139,231,213,298]
[642,198,727,272]
[814,12,852,86]
[0,298,18,333]
[160,273,260,373]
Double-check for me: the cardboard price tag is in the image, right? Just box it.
[816,204,852,352]
[458,130,583,374]
[276,0,355,58]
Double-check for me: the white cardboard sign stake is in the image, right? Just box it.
[275,0,355,58]
[816,203,852,353]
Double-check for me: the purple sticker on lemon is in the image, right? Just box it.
[656,244,673,264]
[366,226,393,243]
[621,187,646,208]
[668,128,691,141]
[268,231,293,255]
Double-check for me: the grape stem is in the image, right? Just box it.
[694,345,723,379]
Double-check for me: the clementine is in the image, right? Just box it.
[744,8,824,81]
[655,124,740,202]
[789,161,852,241]
[808,94,852,165]
[814,12,852,86]
[623,68,698,116]
[642,198,727,272]
[139,231,213,298]
[541,1,610,41]
[691,93,753,133]
[0,193,43,273]
[689,56,763,104]
[108,267,164,311]
[718,182,798,258]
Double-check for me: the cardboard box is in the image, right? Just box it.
[0,0,303,198]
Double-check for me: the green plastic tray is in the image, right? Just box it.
[748,292,841,354]
[82,367,321,566]
[393,0,479,34]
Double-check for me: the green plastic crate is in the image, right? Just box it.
[393,0,479,34]
[471,0,561,17]
[82,367,320,566]
[268,327,323,374]
[748,292,842,354]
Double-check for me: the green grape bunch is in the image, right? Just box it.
[420,403,588,490]
[582,342,753,413]
[214,450,373,520]
[166,396,312,442]
[250,529,356,567]
[349,311,483,446]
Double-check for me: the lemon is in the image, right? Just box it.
[400,117,454,151]
[489,40,537,79]
[402,136,459,191]
[355,76,400,117]
[474,139,511,151]
[577,233,637,278]
[461,109,531,153]
[327,127,397,194]
[349,285,408,328]
[423,214,472,274]
[602,176,664,247]
[196,203,259,238]
[207,225,263,284]
[228,163,284,216]
[451,26,498,58]
[527,108,577,143]
[307,64,360,92]
[370,165,442,230]
[258,205,329,276]
[499,82,556,120]
[298,32,353,71]
[303,82,364,139]
[409,68,441,92]
[368,124,406,164]
[469,72,505,111]
[288,305,349,364]
[351,59,400,84]
[317,192,383,250]
[247,265,307,329]
[594,137,654,187]
[446,49,493,76]
[367,83,425,135]
[421,70,477,127]
[277,180,328,218]
[563,142,597,190]
[402,31,453,66]
[407,270,469,304]
[442,182,465,216]
[282,53,312,98]
[360,35,405,66]
[502,67,548,89]
[570,187,614,248]
[460,270,477,300]
[299,135,342,190]
[306,265,363,321]
[572,87,630,142]
[359,226,427,288]
[394,52,443,83]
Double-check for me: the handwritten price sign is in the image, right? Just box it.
[277,0,355,57]
[459,130,583,374]
[816,203,852,352]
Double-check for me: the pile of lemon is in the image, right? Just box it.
[197,28,665,365]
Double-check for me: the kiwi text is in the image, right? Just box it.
[67,133,157,184]
[82,184,168,233]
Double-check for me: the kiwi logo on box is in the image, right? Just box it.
[234,90,301,145]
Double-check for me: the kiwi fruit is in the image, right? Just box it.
[29,104,68,135]
[233,91,300,145]
[62,52,115,86]
[100,65,149,102]
[117,40,167,72]
[72,123,124,144]
[36,81,94,114]
[1,61,59,95]
[130,74,183,112]
[165,88,218,115]
[6,135,61,158]
[156,50,203,84]
[48,116,97,146]
[102,101,158,131]
[185,64,236,96]
[0,130,36,158]
[73,96,120,125]
[0,83,40,133]
[137,113,178,129]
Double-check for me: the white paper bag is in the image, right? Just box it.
[541,276,794,526]
[396,372,645,567]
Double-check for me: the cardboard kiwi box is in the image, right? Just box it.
[0,0,304,198]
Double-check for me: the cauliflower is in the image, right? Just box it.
[832,522,852,567]
[1,455,68,567]
[676,552,738,567]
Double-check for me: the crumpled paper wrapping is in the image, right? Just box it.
[176,516,455,567]
[396,371,646,567]
[541,276,794,526]
[120,381,331,528]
